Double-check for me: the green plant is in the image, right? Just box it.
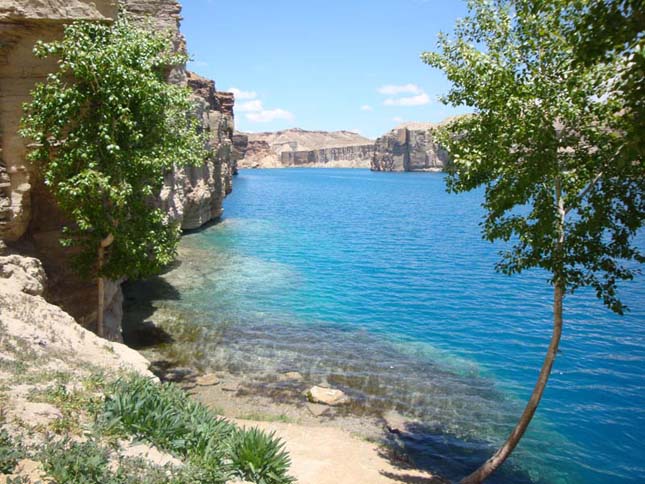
[19,13,207,336]
[0,427,22,474]
[41,438,110,483]
[229,428,294,484]
[99,374,234,479]
[40,438,187,484]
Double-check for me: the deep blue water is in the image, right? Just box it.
[162,169,644,483]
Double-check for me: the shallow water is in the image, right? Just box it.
[126,169,644,483]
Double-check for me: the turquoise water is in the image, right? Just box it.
[157,169,644,483]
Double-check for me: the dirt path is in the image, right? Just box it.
[235,419,443,484]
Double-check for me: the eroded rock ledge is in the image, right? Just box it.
[0,0,238,339]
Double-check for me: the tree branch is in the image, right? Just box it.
[564,171,603,215]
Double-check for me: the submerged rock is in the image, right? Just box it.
[306,386,349,406]
[278,371,304,382]
[383,410,414,435]
[195,373,220,386]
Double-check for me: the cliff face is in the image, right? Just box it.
[0,0,236,339]
[238,128,374,168]
[371,123,451,172]
[281,144,375,168]
[161,72,236,230]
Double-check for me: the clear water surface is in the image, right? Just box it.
[143,169,645,483]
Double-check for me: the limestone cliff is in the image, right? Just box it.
[238,128,374,168]
[161,72,236,230]
[0,0,237,339]
[371,122,451,172]
[281,144,375,168]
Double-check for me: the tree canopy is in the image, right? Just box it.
[423,0,644,313]
[20,15,207,281]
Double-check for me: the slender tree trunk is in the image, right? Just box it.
[459,285,564,483]
[96,233,114,338]
[460,179,567,483]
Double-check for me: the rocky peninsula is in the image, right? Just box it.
[235,122,453,172]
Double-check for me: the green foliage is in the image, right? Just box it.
[423,0,644,312]
[569,0,644,177]
[99,374,294,483]
[229,428,295,484]
[100,375,234,462]
[20,15,207,281]
[42,438,112,484]
[0,426,22,474]
[40,438,189,484]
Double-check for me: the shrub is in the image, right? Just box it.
[41,438,111,484]
[0,427,22,474]
[100,375,234,480]
[229,428,294,484]
[99,374,295,483]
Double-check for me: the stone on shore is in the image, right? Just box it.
[306,386,348,406]
[195,373,219,386]
[306,403,331,417]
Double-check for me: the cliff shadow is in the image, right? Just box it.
[377,421,537,484]
[121,275,181,349]
[181,216,224,235]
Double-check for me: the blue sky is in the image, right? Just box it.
[181,0,471,139]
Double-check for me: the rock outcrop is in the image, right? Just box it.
[280,144,375,168]
[0,253,153,376]
[371,122,451,172]
[161,72,236,230]
[0,0,237,339]
[238,128,373,169]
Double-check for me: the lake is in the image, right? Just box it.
[129,168,644,483]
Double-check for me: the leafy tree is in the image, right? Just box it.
[20,16,206,336]
[423,0,644,482]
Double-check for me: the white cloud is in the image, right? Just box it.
[378,84,430,107]
[360,104,373,112]
[377,83,423,95]
[229,87,258,100]
[349,128,362,134]
[237,99,264,113]
[246,108,294,123]
[392,116,404,123]
[231,87,293,123]
[383,92,430,106]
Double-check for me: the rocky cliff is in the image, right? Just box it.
[281,144,375,168]
[0,0,237,339]
[161,72,236,230]
[238,128,373,168]
[371,122,451,172]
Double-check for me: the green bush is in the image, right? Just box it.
[100,375,234,461]
[40,438,191,484]
[99,374,294,483]
[229,428,295,484]
[41,439,111,484]
[0,427,22,474]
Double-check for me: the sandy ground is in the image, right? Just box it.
[235,418,443,484]
[161,369,447,484]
